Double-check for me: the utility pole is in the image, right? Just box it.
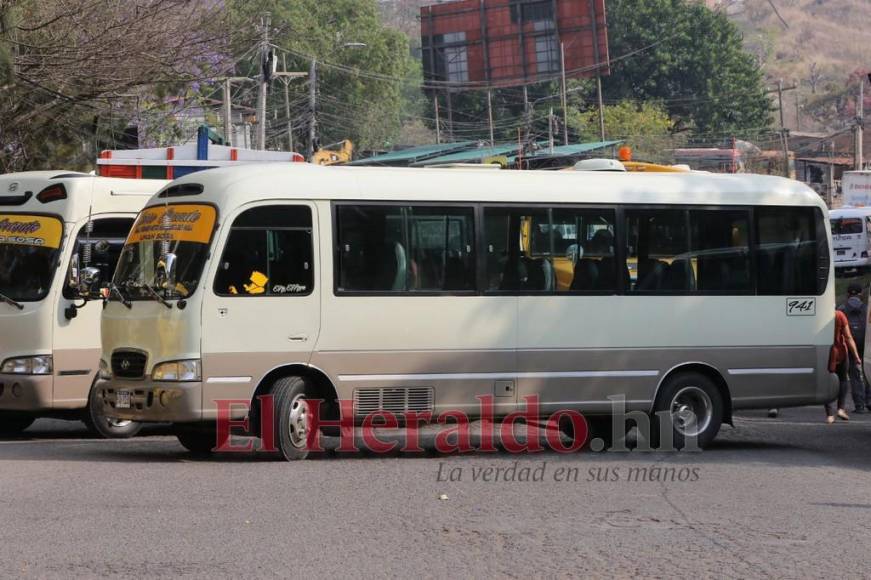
[487,90,495,146]
[307,57,317,160]
[282,53,293,152]
[446,90,454,142]
[560,42,568,146]
[256,13,271,150]
[548,107,555,153]
[434,93,441,144]
[777,79,790,178]
[857,77,865,170]
[223,78,232,146]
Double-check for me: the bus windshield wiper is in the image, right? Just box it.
[141,282,172,309]
[0,291,23,311]
[108,282,132,309]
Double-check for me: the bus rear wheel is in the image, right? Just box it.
[272,376,313,461]
[0,412,35,435]
[651,372,723,450]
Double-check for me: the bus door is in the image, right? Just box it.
[54,216,134,407]
[201,202,320,410]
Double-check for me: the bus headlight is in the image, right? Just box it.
[1,355,53,375]
[152,359,201,382]
[98,359,111,380]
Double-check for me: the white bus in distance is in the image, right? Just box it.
[97,164,837,458]
[0,172,168,436]
[829,207,871,275]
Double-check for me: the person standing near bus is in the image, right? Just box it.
[838,283,870,413]
[827,309,862,423]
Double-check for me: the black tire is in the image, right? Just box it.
[175,424,227,455]
[272,376,313,461]
[84,384,142,439]
[650,372,723,450]
[0,412,35,435]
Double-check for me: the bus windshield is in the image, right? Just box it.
[113,204,216,299]
[830,217,863,236]
[0,214,63,302]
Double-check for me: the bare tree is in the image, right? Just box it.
[0,0,247,171]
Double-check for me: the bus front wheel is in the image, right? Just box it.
[85,386,142,439]
[650,372,723,450]
[271,376,312,461]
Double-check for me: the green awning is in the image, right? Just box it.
[346,141,477,166]
[504,140,623,163]
[411,143,522,167]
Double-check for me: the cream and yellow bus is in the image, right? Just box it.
[97,164,836,458]
[0,171,168,436]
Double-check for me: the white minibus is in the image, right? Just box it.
[829,207,871,274]
[97,164,837,458]
[0,171,167,436]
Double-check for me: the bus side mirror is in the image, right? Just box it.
[156,252,177,294]
[79,267,101,296]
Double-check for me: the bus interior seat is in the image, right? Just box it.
[662,258,695,291]
[570,259,599,290]
[636,259,668,290]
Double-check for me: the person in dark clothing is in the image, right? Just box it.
[838,283,870,413]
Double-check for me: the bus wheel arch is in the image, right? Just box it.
[653,363,733,427]
[249,364,339,436]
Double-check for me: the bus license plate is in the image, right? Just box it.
[116,390,131,409]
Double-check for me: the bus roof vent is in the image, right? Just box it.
[158,183,204,198]
[573,159,627,172]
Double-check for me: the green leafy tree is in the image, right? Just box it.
[568,100,683,163]
[230,0,414,153]
[604,0,772,137]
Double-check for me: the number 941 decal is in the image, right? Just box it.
[786,297,816,316]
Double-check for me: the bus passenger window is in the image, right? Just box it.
[484,207,552,292]
[625,209,692,292]
[551,208,617,293]
[213,205,313,297]
[407,207,475,292]
[690,210,751,293]
[756,207,817,295]
[336,205,406,292]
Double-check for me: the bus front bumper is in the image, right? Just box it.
[0,374,53,411]
[95,379,203,423]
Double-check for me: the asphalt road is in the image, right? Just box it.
[1,407,870,578]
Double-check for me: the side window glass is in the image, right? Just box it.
[64,218,134,298]
[552,208,617,293]
[625,209,691,292]
[214,205,313,296]
[336,205,405,292]
[690,210,752,293]
[756,207,817,295]
[484,207,552,292]
[407,207,475,291]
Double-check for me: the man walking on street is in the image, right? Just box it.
[838,283,870,413]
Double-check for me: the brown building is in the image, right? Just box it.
[420,0,609,89]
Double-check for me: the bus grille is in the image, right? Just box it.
[111,350,147,379]
[353,387,434,416]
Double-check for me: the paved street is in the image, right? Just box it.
[1,407,870,578]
